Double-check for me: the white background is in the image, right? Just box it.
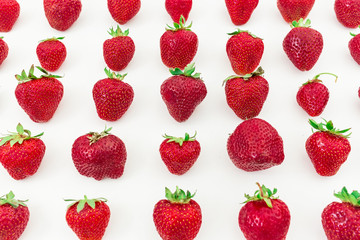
[0,0,359,239]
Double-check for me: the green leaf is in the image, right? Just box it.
[169,68,183,76]
[264,198,273,208]
[87,199,96,209]
[77,199,86,213]
[16,123,24,135]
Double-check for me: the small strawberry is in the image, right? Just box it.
[239,183,291,240]
[0,37,9,66]
[92,68,134,121]
[107,0,141,25]
[277,0,315,23]
[334,0,360,28]
[0,0,20,32]
[65,195,110,240]
[226,29,264,75]
[160,63,207,122]
[43,0,82,31]
[227,118,285,171]
[224,67,269,120]
[160,16,198,69]
[36,37,67,72]
[306,119,351,176]
[349,27,360,65]
[153,187,202,240]
[103,26,135,72]
[15,65,64,123]
[71,127,127,180]
[283,18,323,71]
[225,0,259,25]
[165,0,192,23]
[0,191,29,240]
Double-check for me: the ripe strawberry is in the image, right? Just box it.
[277,0,315,23]
[226,29,264,75]
[107,0,141,25]
[65,196,110,240]
[0,37,9,66]
[103,26,135,71]
[71,127,127,180]
[15,65,64,123]
[283,18,323,71]
[160,63,207,122]
[239,183,291,240]
[0,0,20,32]
[227,118,284,171]
[43,0,82,31]
[36,37,67,72]
[349,28,360,65]
[224,67,269,120]
[306,119,351,176]
[334,0,360,28]
[160,16,198,69]
[225,0,259,25]
[165,0,192,23]
[0,191,29,240]
[153,187,202,240]
[93,68,134,121]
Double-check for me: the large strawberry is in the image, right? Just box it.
[15,65,64,123]
[0,37,8,66]
[227,118,285,171]
[160,63,207,122]
[160,16,198,69]
[153,187,202,240]
[36,37,67,72]
[283,18,323,71]
[107,0,141,25]
[165,0,192,23]
[103,26,135,71]
[224,67,269,120]
[225,0,259,25]
[334,0,360,28]
[277,0,315,23]
[71,127,127,180]
[239,183,291,240]
[226,29,264,75]
[349,27,360,65]
[306,119,351,176]
[0,0,20,32]
[93,68,134,121]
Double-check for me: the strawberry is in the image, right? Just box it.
[92,68,134,121]
[225,0,259,25]
[224,67,269,120]
[0,37,8,66]
[239,183,291,240]
[306,119,351,176]
[15,65,64,123]
[0,191,29,240]
[43,0,82,31]
[227,118,284,171]
[226,29,264,75]
[71,127,127,180]
[283,18,323,71]
[103,26,135,72]
[153,187,202,240]
[277,0,315,23]
[65,196,110,240]
[334,0,360,28]
[165,0,192,23]
[36,37,67,72]
[0,0,20,32]
[349,27,360,65]
[107,0,141,25]
[159,132,200,175]
[160,63,207,122]
[160,16,198,69]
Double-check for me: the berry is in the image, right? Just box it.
[0,37,9,66]
[349,27,360,65]
[107,0,141,25]
[165,0,192,23]
[36,37,67,72]
[225,0,259,25]
[334,0,360,28]
[277,0,315,23]
[0,0,20,32]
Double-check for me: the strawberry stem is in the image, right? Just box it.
[87,126,112,145]
[165,186,195,204]
[64,195,108,213]
[104,67,127,81]
[166,15,192,31]
[308,119,351,138]
[291,18,311,28]
[313,72,338,82]
[227,29,262,39]
[0,123,44,147]
[108,25,129,37]
[163,131,197,146]
[15,65,62,84]
[334,187,360,207]
[223,66,264,85]
[243,183,278,208]
[169,62,201,79]
[0,191,28,208]
[39,36,65,42]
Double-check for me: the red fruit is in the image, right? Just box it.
[160,63,207,122]
[225,0,259,25]
[305,119,351,176]
[71,127,127,180]
[277,0,315,23]
[349,28,360,65]
[334,0,360,28]
[36,37,67,72]
[165,0,192,23]
[226,29,264,75]
[160,16,198,69]
[224,67,269,120]
[283,18,323,71]
[0,0,20,32]
[93,68,134,121]
[15,65,64,123]
[153,187,202,240]
[107,0,141,25]
[0,37,9,65]
[227,118,285,171]
[239,183,291,240]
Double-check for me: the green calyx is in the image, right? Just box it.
[303,72,338,86]
[87,126,112,145]
[309,119,351,138]
[0,191,28,208]
[227,29,261,39]
[0,123,44,147]
[291,18,311,28]
[165,186,195,204]
[65,195,107,213]
[334,187,360,207]
[40,36,65,42]
[104,67,127,81]
[243,183,278,208]
[108,25,129,37]
[169,62,201,79]
[166,15,192,31]
[163,131,197,147]
[15,65,62,84]
[350,26,360,37]
[223,66,264,86]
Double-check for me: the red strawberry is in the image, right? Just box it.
[153,187,202,240]
[283,18,323,71]
[71,127,127,180]
[36,37,67,72]
[225,0,259,25]
[277,0,315,23]
[224,67,269,120]
[226,29,264,75]
[239,183,291,240]
[160,16,198,69]
[0,191,29,240]
[15,65,64,123]
[0,0,20,32]
[334,0,360,28]
[160,63,207,122]
[227,118,284,171]
[107,0,141,25]
[165,0,192,23]
[306,119,351,176]
[92,68,134,121]
[65,196,110,240]
[103,26,135,71]
[0,37,9,66]
[43,0,82,31]
[349,28,360,65]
